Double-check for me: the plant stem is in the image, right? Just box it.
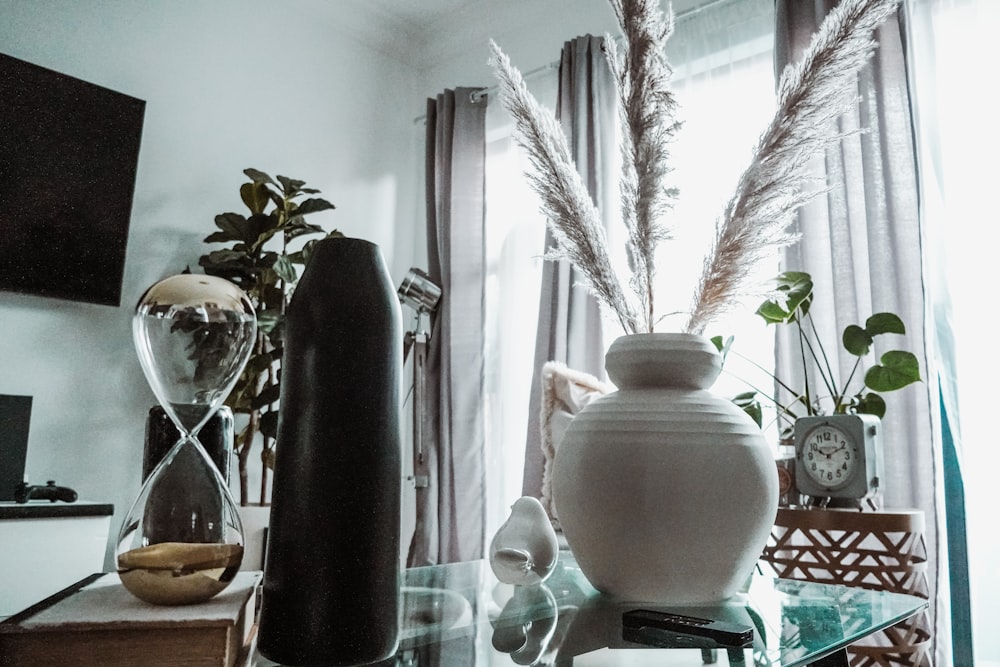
[804,311,840,402]
[240,411,259,507]
[728,348,801,398]
[795,318,814,415]
[259,433,271,505]
[836,358,863,411]
[720,368,801,429]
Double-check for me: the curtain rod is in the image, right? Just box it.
[414,0,741,123]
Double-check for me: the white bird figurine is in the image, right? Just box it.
[489,496,559,585]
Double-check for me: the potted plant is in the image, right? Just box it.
[715,270,922,437]
[198,168,339,506]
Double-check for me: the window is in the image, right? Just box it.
[482,0,779,540]
[910,0,1000,663]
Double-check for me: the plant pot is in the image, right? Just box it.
[551,333,778,603]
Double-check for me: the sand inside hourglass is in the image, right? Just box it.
[118,542,244,605]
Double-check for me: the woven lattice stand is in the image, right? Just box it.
[760,508,932,667]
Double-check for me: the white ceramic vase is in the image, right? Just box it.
[551,333,778,603]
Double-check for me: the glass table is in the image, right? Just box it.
[256,550,927,666]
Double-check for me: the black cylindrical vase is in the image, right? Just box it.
[258,237,402,666]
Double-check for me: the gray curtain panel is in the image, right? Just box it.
[408,88,487,567]
[522,35,617,501]
[774,2,947,661]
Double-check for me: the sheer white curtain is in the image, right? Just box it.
[482,0,779,542]
[659,0,778,418]
[908,0,1000,664]
[773,3,947,662]
[483,75,553,542]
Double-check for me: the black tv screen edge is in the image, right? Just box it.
[0,52,146,307]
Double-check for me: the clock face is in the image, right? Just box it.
[798,424,860,490]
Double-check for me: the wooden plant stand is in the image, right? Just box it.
[760,507,932,667]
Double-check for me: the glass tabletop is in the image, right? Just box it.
[253,549,926,666]
[390,550,926,667]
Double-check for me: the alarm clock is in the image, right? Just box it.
[794,414,882,501]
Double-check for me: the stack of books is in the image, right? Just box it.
[0,571,261,666]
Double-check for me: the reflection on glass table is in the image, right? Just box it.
[255,550,927,667]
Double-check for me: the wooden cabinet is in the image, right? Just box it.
[0,501,112,619]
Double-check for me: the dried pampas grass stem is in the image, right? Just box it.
[490,42,641,334]
[490,0,901,337]
[683,0,902,334]
[605,0,681,333]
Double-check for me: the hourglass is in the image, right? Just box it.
[117,274,256,605]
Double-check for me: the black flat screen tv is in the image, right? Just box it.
[0,53,145,307]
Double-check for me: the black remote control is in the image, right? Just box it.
[622,609,754,648]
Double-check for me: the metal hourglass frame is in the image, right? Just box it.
[117,274,257,605]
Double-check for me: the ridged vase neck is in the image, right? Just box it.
[604,333,722,390]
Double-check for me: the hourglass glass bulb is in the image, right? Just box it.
[132,274,257,438]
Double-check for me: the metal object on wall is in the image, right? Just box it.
[398,267,442,491]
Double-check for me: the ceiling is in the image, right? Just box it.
[362,0,488,28]
[326,0,713,65]
[346,0,709,36]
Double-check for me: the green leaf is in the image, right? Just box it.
[198,250,255,285]
[243,168,276,187]
[294,197,336,216]
[276,175,306,197]
[259,282,286,308]
[256,309,285,335]
[864,350,922,391]
[256,251,280,270]
[245,213,279,246]
[756,272,813,324]
[710,335,733,364]
[240,182,271,215]
[732,391,762,426]
[855,392,887,418]
[251,383,281,409]
[266,189,285,210]
[273,255,298,284]
[865,312,906,337]
[842,324,874,356]
[259,410,280,439]
[201,248,251,265]
[206,212,249,243]
[284,221,327,242]
[246,351,277,374]
[295,238,325,266]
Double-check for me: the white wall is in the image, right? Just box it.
[0,0,423,565]
[414,0,703,103]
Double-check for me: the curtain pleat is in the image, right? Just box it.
[409,88,487,567]
[774,2,948,663]
[521,35,617,502]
